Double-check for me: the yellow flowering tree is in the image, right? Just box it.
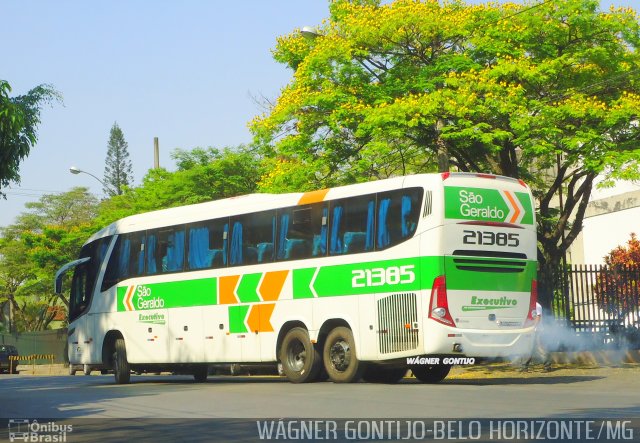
[252,0,640,277]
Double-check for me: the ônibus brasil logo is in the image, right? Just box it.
[123,285,165,311]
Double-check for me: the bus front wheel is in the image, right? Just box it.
[113,338,131,384]
[411,364,451,383]
[279,327,321,383]
[323,327,363,383]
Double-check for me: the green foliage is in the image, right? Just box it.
[95,145,261,225]
[0,80,61,196]
[1,144,263,331]
[252,0,640,268]
[103,122,134,196]
[0,188,99,332]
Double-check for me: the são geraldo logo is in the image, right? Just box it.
[123,285,165,311]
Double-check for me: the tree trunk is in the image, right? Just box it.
[435,119,450,172]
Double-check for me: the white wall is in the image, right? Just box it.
[580,198,640,265]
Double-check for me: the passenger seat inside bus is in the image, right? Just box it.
[284,238,310,259]
[207,249,225,267]
[257,242,274,263]
[343,232,366,253]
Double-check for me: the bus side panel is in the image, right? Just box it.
[203,306,241,363]
[117,310,170,364]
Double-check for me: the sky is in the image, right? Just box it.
[2,0,640,228]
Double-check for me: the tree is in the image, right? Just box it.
[103,122,133,196]
[0,188,99,332]
[97,145,261,225]
[0,80,61,197]
[594,233,640,321]
[251,0,640,304]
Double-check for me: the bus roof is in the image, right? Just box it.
[85,173,530,243]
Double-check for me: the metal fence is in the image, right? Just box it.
[0,329,68,363]
[545,264,640,349]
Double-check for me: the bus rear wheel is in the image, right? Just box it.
[411,364,451,383]
[113,338,131,384]
[323,327,363,383]
[362,365,407,384]
[279,327,321,383]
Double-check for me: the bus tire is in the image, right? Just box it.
[113,338,131,384]
[411,364,451,383]
[362,365,407,384]
[323,326,363,383]
[193,365,208,383]
[68,365,76,376]
[279,327,322,383]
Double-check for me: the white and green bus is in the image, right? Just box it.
[55,172,538,384]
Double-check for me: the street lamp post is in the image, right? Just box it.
[69,166,107,189]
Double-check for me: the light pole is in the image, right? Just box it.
[69,166,107,189]
[301,26,321,39]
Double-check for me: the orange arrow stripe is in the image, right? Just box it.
[504,191,521,224]
[125,285,135,311]
[219,275,240,305]
[259,270,289,302]
[247,303,275,333]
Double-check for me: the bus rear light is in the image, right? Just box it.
[428,275,456,327]
[441,172,451,180]
[524,279,538,327]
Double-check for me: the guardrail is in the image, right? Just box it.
[8,354,55,374]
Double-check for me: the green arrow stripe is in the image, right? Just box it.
[236,273,262,303]
[229,305,249,333]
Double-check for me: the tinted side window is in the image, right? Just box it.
[71,236,112,320]
[329,195,375,255]
[277,204,326,261]
[230,211,276,266]
[147,226,186,274]
[101,232,144,290]
[188,219,229,270]
[377,188,423,250]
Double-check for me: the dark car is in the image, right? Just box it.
[0,345,18,373]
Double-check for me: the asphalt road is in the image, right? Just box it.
[1,365,639,442]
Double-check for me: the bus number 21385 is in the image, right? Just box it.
[352,265,415,288]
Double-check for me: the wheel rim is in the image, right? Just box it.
[285,339,307,372]
[329,339,351,372]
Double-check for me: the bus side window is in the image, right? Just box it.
[231,211,275,266]
[188,219,229,270]
[146,232,158,274]
[329,205,343,255]
[312,205,328,257]
[330,195,375,255]
[376,188,423,250]
[230,221,243,265]
[156,227,185,273]
[128,233,145,277]
[102,236,125,290]
[277,206,315,261]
